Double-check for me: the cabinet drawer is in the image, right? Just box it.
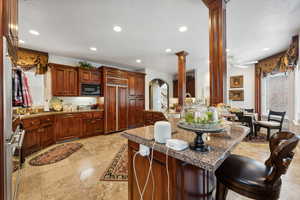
[81,113,93,119]
[93,111,104,119]
[107,77,128,86]
[106,69,127,79]
[23,118,40,130]
[40,116,54,125]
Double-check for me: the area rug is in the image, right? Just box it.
[100,144,128,181]
[13,161,19,172]
[243,132,268,143]
[29,143,83,166]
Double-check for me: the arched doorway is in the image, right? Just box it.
[149,79,169,112]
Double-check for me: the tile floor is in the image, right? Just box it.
[15,133,300,200]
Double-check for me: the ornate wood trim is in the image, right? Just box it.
[202,0,227,105]
[175,51,189,106]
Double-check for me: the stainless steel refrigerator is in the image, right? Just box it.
[3,37,25,200]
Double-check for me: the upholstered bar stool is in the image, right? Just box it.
[215,131,299,200]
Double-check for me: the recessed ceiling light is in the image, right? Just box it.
[178,26,188,32]
[29,30,40,36]
[19,39,25,44]
[263,48,270,51]
[113,26,122,32]
[165,48,172,53]
[226,49,230,52]
[89,47,97,51]
[136,59,142,63]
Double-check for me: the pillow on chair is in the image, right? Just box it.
[257,121,280,127]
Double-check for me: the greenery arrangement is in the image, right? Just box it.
[78,61,94,69]
[185,111,219,124]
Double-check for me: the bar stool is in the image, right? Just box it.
[215,131,299,200]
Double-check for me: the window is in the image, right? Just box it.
[263,73,289,117]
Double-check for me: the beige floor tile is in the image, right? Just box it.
[16,132,300,200]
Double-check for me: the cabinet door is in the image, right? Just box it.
[82,119,94,137]
[66,69,78,96]
[23,129,41,156]
[128,99,137,128]
[105,86,117,133]
[118,87,128,131]
[40,125,54,148]
[52,67,66,96]
[56,114,81,141]
[128,75,136,97]
[135,99,145,127]
[94,119,104,134]
[135,76,145,97]
[90,70,101,83]
[80,70,91,83]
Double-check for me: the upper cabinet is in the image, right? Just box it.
[79,68,101,84]
[51,63,79,96]
[128,72,145,98]
[4,0,19,59]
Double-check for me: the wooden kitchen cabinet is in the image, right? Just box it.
[23,128,41,156]
[79,68,101,84]
[128,72,145,98]
[82,111,104,137]
[118,86,128,131]
[51,63,79,96]
[128,72,145,128]
[128,99,145,128]
[3,0,19,60]
[55,114,82,141]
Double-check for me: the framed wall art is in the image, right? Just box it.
[229,90,244,101]
[230,75,244,88]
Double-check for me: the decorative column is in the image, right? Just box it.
[175,51,189,107]
[202,0,227,105]
[255,65,262,120]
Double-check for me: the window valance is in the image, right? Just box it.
[16,48,49,74]
[256,35,299,77]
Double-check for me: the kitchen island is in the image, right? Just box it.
[122,119,249,200]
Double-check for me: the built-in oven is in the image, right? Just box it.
[81,83,101,96]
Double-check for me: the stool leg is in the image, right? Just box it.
[216,180,228,200]
[267,128,271,140]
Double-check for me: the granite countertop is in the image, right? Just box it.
[122,119,250,172]
[18,109,104,119]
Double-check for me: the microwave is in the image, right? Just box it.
[81,84,101,96]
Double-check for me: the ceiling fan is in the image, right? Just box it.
[227,55,258,69]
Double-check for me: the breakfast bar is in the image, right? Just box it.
[122,119,250,200]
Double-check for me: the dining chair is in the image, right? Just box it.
[254,110,286,140]
[215,131,300,200]
[244,108,254,113]
[231,112,253,137]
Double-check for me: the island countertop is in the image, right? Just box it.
[122,119,250,172]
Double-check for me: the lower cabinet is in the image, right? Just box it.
[82,115,104,137]
[128,98,145,128]
[55,114,82,142]
[23,128,41,156]
[22,111,104,157]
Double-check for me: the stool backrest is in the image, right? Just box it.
[265,131,299,183]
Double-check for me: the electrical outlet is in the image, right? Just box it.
[139,144,150,156]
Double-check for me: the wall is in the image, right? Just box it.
[195,65,210,101]
[142,68,173,110]
[227,64,255,109]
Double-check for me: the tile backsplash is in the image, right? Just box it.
[58,97,97,106]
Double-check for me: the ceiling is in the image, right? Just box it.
[19,0,300,74]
